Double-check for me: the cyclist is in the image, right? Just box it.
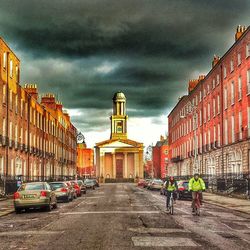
[165,176,178,211]
[188,173,206,213]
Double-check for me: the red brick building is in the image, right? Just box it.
[153,136,169,179]
[77,142,94,178]
[0,37,77,191]
[168,26,250,178]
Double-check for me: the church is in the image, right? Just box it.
[95,92,144,182]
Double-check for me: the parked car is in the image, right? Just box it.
[64,181,77,199]
[143,179,151,188]
[84,179,96,189]
[92,179,99,187]
[137,179,146,187]
[13,182,57,213]
[70,181,82,197]
[49,182,72,202]
[160,181,167,195]
[177,180,192,200]
[147,179,164,190]
[77,180,87,194]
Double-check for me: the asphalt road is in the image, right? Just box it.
[0,184,249,250]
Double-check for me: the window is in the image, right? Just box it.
[247,70,250,95]
[239,111,242,140]
[218,124,220,146]
[15,66,19,83]
[238,76,242,100]
[213,98,216,117]
[3,84,6,104]
[224,66,227,78]
[199,91,202,102]
[9,90,12,109]
[21,99,23,117]
[9,60,13,78]
[208,103,210,121]
[15,95,18,113]
[9,122,12,141]
[207,84,210,94]
[230,60,234,72]
[3,52,7,68]
[246,43,250,58]
[20,127,23,144]
[238,53,241,66]
[231,81,235,105]
[199,110,202,126]
[224,88,228,109]
[15,125,18,143]
[216,74,220,85]
[204,106,206,123]
[212,79,215,89]
[231,115,235,143]
[217,95,220,114]
[3,118,6,136]
[224,119,228,145]
[213,125,216,143]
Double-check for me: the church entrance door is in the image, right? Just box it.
[116,159,123,178]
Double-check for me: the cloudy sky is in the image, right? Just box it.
[0,0,250,147]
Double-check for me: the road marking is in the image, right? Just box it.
[132,237,199,247]
[86,196,105,199]
[75,200,86,208]
[61,211,161,215]
[0,231,64,236]
[128,228,190,234]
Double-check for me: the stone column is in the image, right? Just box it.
[134,153,138,178]
[112,153,116,178]
[124,152,128,178]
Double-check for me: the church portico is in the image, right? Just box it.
[95,92,144,182]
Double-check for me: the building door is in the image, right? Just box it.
[116,159,123,178]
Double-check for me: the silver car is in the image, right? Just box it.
[49,182,73,202]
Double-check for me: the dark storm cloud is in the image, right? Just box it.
[0,0,250,135]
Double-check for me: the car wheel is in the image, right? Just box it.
[15,207,22,214]
[74,194,77,199]
[45,202,52,212]
[83,190,86,194]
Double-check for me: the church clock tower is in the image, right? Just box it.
[110,92,128,139]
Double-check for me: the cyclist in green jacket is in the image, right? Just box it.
[188,173,206,213]
[165,176,178,211]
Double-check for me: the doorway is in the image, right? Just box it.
[116,159,123,178]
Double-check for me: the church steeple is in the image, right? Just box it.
[110,92,128,139]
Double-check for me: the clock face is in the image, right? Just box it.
[77,133,85,143]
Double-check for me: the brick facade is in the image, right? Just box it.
[0,37,77,185]
[168,26,250,178]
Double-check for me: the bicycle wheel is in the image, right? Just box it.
[170,198,174,215]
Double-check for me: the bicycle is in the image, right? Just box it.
[193,191,201,216]
[168,192,174,215]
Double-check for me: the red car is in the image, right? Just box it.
[137,179,146,187]
[70,181,82,197]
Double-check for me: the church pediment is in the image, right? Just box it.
[96,138,142,148]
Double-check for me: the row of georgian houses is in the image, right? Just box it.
[168,26,250,179]
[0,37,77,187]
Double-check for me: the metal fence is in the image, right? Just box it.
[165,173,250,197]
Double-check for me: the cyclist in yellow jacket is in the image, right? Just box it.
[165,176,178,211]
[188,173,206,213]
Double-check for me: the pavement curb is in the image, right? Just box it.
[204,200,250,215]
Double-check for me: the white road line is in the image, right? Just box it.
[61,211,161,215]
[132,237,199,247]
[86,196,105,199]
[128,228,191,234]
[0,231,64,236]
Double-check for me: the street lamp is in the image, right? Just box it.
[146,143,154,178]
[180,101,199,175]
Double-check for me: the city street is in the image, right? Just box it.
[0,184,249,249]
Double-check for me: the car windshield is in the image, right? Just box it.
[182,182,189,188]
[153,180,163,184]
[84,179,93,183]
[20,183,44,191]
[50,183,65,189]
[77,181,83,185]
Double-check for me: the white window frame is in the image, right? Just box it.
[238,76,242,100]
[231,115,235,143]
[224,88,228,109]
[247,69,250,95]
[230,60,234,72]
[231,81,235,105]
[237,52,241,66]
[3,52,7,69]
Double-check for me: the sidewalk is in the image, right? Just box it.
[204,192,250,214]
[0,198,14,217]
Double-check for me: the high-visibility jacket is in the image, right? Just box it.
[188,177,206,191]
[165,180,177,191]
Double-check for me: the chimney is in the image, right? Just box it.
[41,93,56,110]
[24,84,38,100]
[188,75,205,93]
[235,25,247,41]
[212,55,220,68]
[56,101,63,112]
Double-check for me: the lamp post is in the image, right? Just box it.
[146,143,154,178]
[180,101,199,175]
